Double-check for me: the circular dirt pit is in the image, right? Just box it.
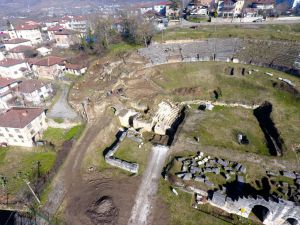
[86,196,119,225]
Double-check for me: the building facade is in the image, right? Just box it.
[0,107,48,147]
[0,59,31,79]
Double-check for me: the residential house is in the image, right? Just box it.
[18,79,53,105]
[64,63,87,76]
[53,29,79,48]
[30,56,65,79]
[251,0,275,9]
[47,25,65,41]
[8,45,36,60]
[0,58,31,79]
[13,24,43,45]
[0,77,20,109]
[0,107,48,147]
[59,16,88,33]
[217,0,245,17]
[3,38,32,51]
[36,47,52,56]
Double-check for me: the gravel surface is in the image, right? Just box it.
[47,84,79,120]
[127,145,169,225]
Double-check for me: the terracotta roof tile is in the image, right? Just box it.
[15,24,40,30]
[0,77,19,88]
[65,63,86,70]
[18,79,50,93]
[31,56,65,67]
[4,38,31,44]
[0,107,44,128]
[8,45,34,53]
[0,58,25,67]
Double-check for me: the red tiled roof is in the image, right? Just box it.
[47,25,64,32]
[0,77,19,88]
[251,0,274,4]
[18,79,50,93]
[54,29,76,35]
[32,56,65,67]
[8,45,34,53]
[0,58,25,67]
[0,107,44,128]
[65,63,86,70]
[4,38,31,44]
[15,24,40,30]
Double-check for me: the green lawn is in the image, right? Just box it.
[113,138,150,175]
[43,125,85,146]
[187,106,269,155]
[108,42,141,56]
[154,24,300,42]
[0,148,56,194]
[151,62,300,156]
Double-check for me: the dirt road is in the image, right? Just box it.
[127,145,169,225]
[47,84,79,120]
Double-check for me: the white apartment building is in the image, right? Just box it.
[11,24,43,45]
[4,38,32,51]
[18,79,53,105]
[0,78,20,109]
[0,58,31,79]
[8,45,36,60]
[0,107,48,147]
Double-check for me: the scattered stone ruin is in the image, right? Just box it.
[210,191,300,225]
[139,39,300,75]
[104,129,139,174]
[116,101,183,136]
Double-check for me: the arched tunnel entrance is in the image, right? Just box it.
[251,205,270,223]
[284,218,299,225]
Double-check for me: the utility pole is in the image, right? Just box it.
[24,180,41,204]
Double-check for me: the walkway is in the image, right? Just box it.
[127,145,169,225]
[47,84,79,120]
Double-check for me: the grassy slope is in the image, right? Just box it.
[151,62,300,156]
[188,106,269,155]
[0,148,56,194]
[154,24,300,42]
[114,138,150,175]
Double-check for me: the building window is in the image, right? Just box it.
[9,134,13,138]
[5,128,9,132]
[30,129,35,135]
[27,123,32,129]
[0,133,3,137]
[18,135,23,139]
[15,129,20,133]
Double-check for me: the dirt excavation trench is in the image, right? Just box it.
[127,145,169,225]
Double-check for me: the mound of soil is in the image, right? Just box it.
[86,196,119,225]
[172,87,201,96]
[272,81,300,97]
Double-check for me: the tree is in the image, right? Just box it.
[170,0,180,11]
[120,15,157,47]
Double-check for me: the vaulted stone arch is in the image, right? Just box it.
[283,218,299,225]
[250,205,271,223]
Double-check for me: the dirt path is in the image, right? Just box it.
[127,145,169,225]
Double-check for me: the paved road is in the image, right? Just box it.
[177,18,300,28]
[127,145,169,225]
[47,84,79,120]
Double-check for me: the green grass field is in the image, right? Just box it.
[43,125,85,146]
[151,62,300,156]
[154,24,300,42]
[187,106,269,155]
[0,148,56,194]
